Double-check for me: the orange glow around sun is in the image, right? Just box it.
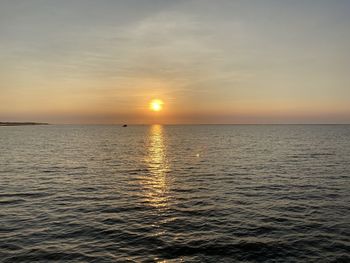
[150,99,164,112]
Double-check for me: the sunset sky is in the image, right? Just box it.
[1,0,349,124]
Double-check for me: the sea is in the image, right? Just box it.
[0,125,349,262]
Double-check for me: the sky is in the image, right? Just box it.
[0,0,349,124]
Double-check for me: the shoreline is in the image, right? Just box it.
[0,122,49,126]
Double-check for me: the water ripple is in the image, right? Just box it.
[1,125,349,262]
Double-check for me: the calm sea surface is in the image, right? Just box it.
[0,125,349,262]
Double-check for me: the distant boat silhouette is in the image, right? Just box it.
[122,124,127,127]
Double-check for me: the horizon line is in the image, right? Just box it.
[34,123,350,125]
[2,121,350,126]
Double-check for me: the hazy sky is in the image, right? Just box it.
[1,0,349,124]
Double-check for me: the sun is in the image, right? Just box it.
[150,99,164,112]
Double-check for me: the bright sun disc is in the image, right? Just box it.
[150,99,164,112]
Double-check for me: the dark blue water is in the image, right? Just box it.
[1,125,349,262]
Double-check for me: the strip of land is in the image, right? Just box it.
[0,122,49,126]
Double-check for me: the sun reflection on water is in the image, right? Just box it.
[143,124,170,209]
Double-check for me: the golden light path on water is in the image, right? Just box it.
[142,125,185,262]
[143,124,171,210]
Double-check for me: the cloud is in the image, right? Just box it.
[0,0,349,123]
